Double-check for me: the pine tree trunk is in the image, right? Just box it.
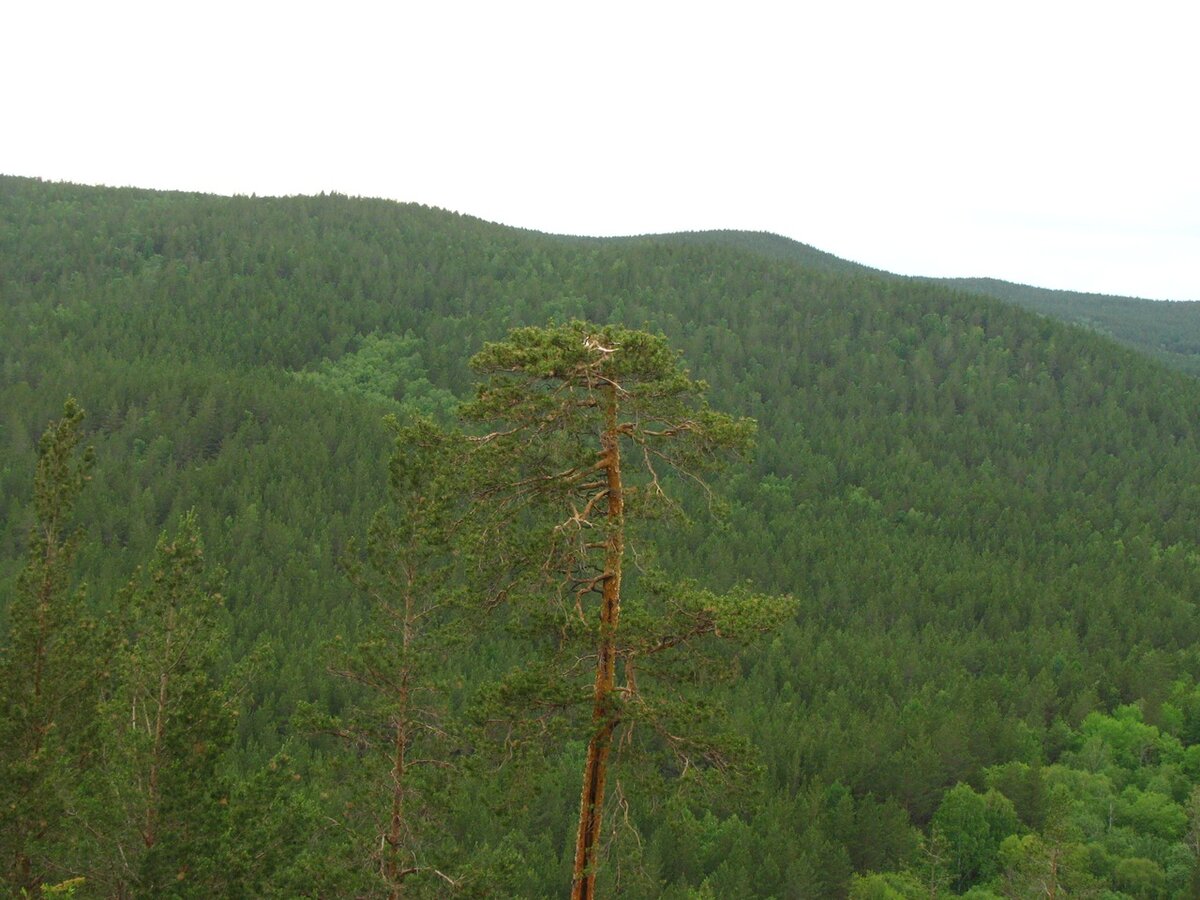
[571,387,623,900]
[386,702,408,900]
[386,578,414,900]
[144,672,168,849]
[386,573,420,897]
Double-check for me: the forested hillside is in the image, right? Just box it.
[935,277,1200,375]
[649,227,1200,375]
[6,174,1200,896]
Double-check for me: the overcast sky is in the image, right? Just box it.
[4,1,1197,300]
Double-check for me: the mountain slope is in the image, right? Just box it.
[649,226,1200,373]
[936,275,1200,373]
[5,175,1200,894]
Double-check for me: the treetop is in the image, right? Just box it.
[469,320,695,391]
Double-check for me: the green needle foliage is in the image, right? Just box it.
[304,415,474,898]
[81,511,233,896]
[0,399,96,894]
[462,322,795,897]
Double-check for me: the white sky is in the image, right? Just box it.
[4,0,1197,300]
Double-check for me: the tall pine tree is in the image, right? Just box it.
[308,416,471,898]
[0,399,96,893]
[72,513,236,897]
[463,322,794,898]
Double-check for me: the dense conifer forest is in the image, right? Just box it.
[6,174,1200,896]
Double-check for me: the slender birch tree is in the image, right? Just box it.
[462,322,794,899]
